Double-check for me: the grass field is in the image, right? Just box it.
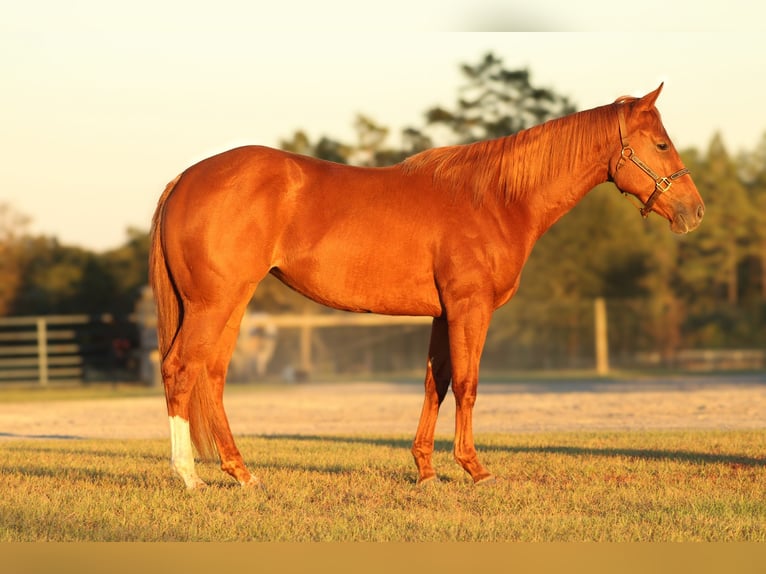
[1,428,763,541]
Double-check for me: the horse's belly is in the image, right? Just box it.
[271,254,442,317]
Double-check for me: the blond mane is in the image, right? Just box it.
[400,102,621,205]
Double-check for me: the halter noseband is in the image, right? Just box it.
[616,104,690,218]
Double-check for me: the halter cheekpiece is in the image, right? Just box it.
[616,103,690,218]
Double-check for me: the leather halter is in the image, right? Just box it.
[615,104,690,218]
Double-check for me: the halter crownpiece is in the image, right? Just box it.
[616,103,690,218]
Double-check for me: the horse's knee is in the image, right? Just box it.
[453,388,477,410]
[162,360,204,416]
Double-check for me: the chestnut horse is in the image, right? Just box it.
[150,84,704,489]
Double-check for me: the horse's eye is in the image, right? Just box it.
[657,143,669,151]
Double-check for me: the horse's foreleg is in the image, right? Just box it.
[447,302,495,484]
[411,317,451,484]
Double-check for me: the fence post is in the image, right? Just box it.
[594,297,609,376]
[300,319,312,377]
[36,317,49,386]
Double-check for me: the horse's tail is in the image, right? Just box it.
[149,175,218,461]
[149,175,182,361]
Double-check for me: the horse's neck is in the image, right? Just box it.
[515,109,615,236]
[529,163,609,236]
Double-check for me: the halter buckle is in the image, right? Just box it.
[656,177,672,194]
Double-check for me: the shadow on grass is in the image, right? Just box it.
[2,441,165,461]
[0,432,84,440]
[4,433,762,492]
[5,464,154,485]
[254,433,766,468]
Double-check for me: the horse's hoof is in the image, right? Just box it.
[241,475,268,494]
[416,475,440,487]
[184,478,208,491]
[241,475,260,487]
[474,474,497,486]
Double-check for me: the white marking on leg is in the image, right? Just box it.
[169,415,206,490]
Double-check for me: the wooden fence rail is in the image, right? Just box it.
[4,304,764,387]
[0,314,115,385]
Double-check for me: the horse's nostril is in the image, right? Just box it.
[697,204,705,220]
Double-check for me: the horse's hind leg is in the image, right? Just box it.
[163,283,257,490]
[411,317,451,484]
[162,306,219,490]
[167,405,205,490]
[205,300,262,487]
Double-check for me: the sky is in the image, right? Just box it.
[2,1,765,252]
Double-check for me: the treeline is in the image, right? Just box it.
[1,53,764,365]
[0,223,149,317]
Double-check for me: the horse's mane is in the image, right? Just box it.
[400,101,626,205]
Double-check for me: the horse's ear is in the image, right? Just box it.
[638,83,664,109]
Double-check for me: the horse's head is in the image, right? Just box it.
[608,84,704,234]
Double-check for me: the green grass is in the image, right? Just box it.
[1,429,763,541]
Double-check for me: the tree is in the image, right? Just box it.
[351,115,410,166]
[9,228,151,317]
[420,52,576,145]
[0,203,31,315]
[679,134,755,307]
[673,137,765,348]
[280,131,352,164]
[12,237,96,314]
[738,131,766,298]
[97,227,151,315]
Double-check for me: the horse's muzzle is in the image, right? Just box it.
[671,202,705,234]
